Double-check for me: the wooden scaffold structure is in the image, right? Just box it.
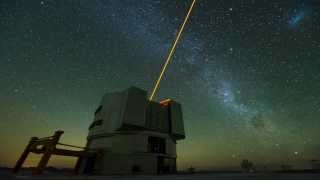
[12,130,91,174]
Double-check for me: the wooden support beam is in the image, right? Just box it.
[13,130,89,175]
[33,149,52,175]
[57,142,85,149]
[74,157,83,174]
[33,130,64,175]
[12,137,38,173]
[52,149,88,157]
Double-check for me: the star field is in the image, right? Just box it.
[0,0,320,170]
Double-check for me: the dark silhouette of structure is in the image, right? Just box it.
[311,160,320,170]
[12,87,185,175]
[281,164,293,171]
[241,159,255,173]
[12,130,90,174]
[187,166,196,174]
[77,87,185,175]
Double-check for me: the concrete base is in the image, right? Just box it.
[79,131,177,175]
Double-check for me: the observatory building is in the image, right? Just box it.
[78,87,185,175]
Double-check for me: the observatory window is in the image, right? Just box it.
[89,119,103,130]
[148,136,166,154]
[94,105,103,115]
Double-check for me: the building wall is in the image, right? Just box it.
[88,86,185,139]
[84,131,176,175]
[170,102,185,139]
[88,131,177,156]
[312,162,320,170]
[92,152,158,174]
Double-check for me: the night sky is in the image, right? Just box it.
[1,0,320,170]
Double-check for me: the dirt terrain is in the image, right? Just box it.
[1,170,320,180]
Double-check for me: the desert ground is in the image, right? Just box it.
[1,171,320,180]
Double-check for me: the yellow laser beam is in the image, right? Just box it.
[149,0,197,101]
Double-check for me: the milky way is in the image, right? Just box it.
[0,0,320,169]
